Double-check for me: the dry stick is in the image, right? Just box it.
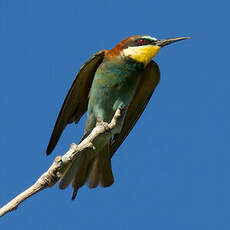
[0,108,123,218]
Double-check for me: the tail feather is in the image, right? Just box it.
[98,145,114,187]
[99,158,114,187]
[72,154,90,189]
[87,158,99,188]
[87,148,114,188]
[59,144,114,199]
[59,158,79,189]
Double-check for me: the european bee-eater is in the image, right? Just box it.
[47,35,190,199]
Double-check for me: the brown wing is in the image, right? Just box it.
[46,50,105,155]
[110,61,160,157]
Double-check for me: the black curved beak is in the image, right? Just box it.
[155,37,191,47]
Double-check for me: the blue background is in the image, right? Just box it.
[1,0,229,229]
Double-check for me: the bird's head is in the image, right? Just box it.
[107,35,190,66]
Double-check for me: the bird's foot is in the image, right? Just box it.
[96,117,110,132]
[118,104,126,111]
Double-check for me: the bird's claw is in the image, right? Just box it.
[118,104,126,111]
[96,118,110,132]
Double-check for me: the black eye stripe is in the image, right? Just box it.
[123,38,156,49]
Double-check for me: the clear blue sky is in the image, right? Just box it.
[0,0,229,229]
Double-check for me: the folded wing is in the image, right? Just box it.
[110,61,160,156]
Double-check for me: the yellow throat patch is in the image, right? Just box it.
[122,45,161,66]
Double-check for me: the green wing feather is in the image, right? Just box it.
[46,50,105,155]
[110,61,160,157]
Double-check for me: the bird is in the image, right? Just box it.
[46,35,190,199]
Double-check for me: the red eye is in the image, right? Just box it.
[138,39,146,44]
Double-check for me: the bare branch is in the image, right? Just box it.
[0,108,123,218]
